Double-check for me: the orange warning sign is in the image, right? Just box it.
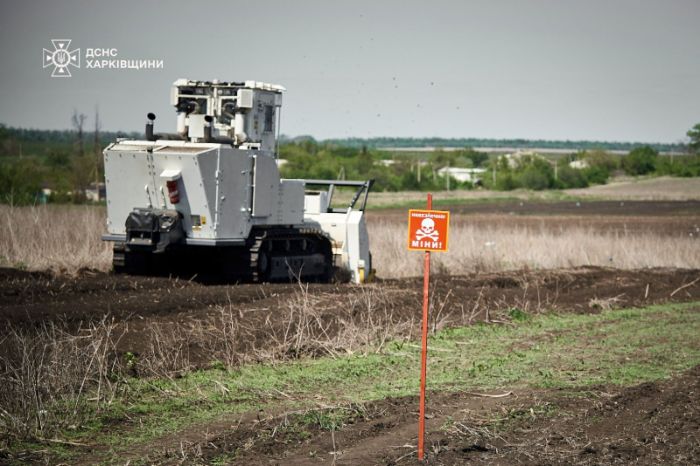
[407,209,450,252]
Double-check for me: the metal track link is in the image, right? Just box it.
[248,227,332,283]
[248,231,267,282]
[112,242,126,271]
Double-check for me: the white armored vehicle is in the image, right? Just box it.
[102,79,373,283]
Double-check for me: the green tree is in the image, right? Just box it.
[518,164,551,190]
[495,172,517,190]
[574,149,617,185]
[687,123,700,154]
[432,148,456,168]
[462,148,489,167]
[655,154,700,177]
[582,165,611,185]
[622,146,658,175]
[0,158,44,204]
[556,165,588,189]
[0,124,19,157]
[70,154,96,202]
[355,146,374,176]
[582,149,618,172]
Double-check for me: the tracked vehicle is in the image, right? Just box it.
[102,79,373,283]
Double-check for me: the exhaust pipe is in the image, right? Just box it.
[146,113,156,141]
[145,112,187,141]
[146,111,231,144]
[204,115,213,142]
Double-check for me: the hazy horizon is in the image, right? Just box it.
[1,0,698,144]
[0,124,689,147]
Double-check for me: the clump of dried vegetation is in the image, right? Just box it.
[134,283,425,375]
[369,219,700,278]
[2,204,698,277]
[0,205,112,274]
[0,277,493,446]
[0,317,124,443]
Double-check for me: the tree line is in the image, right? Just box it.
[1,120,699,204]
[0,109,140,204]
[280,139,699,193]
[316,136,685,153]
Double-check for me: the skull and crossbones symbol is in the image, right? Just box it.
[415,218,439,242]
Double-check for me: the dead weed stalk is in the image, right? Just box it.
[0,316,125,441]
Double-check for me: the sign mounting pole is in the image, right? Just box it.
[407,193,449,461]
[417,192,432,460]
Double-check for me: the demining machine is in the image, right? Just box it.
[101,79,373,283]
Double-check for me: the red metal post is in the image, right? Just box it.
[418,193,432,461]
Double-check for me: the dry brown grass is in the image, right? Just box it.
[333,188,519,207]
[0,205,112,273]
[333,176,700,208]
[368,219,700,278]
[132,283,414,375]
[0,317,125,441]
[1,202,698,278]
[564,176,700,201]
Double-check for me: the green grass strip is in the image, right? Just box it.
[24,301,700,463]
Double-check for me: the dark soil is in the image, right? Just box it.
[1,267,699,369]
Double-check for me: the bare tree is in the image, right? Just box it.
[71,109,87,157]
[71,110,89,201]
[93,106,102,197]
[94,106,101,155]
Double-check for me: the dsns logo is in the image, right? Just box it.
[42,39,80,77]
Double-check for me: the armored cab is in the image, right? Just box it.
[102,79,373,283]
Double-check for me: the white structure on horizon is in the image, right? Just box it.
[569,159,589,169]
[499,150,547,168]
[437,167,487,184]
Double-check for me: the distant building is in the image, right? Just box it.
[499,150,546,168]
[85,182,106,202]
[437,167,487,184]
[569,160,589,169]
[39,188,52,204]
